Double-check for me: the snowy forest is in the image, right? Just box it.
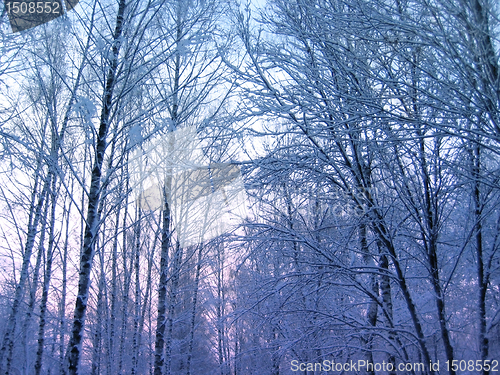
[0,0,499,374]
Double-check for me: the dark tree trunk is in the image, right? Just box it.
[64,0,126,371]
[154,187,172,375]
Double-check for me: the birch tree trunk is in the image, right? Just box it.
[108,204,121,374]
[34,171,58,375]
[153,189,172,375]
[118,177,131,374]
[216,241,227,375]
[186,244,203,375]
[154,3,181,373]
[90,271,105,375]
[0,174,49,375]
[59,185,72,375]
[471,142,490,373]
[165,242,183,375]
[360,223,377,375]
[64,0,126,372]
[131,205,142,375]
[20,185,47,374]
